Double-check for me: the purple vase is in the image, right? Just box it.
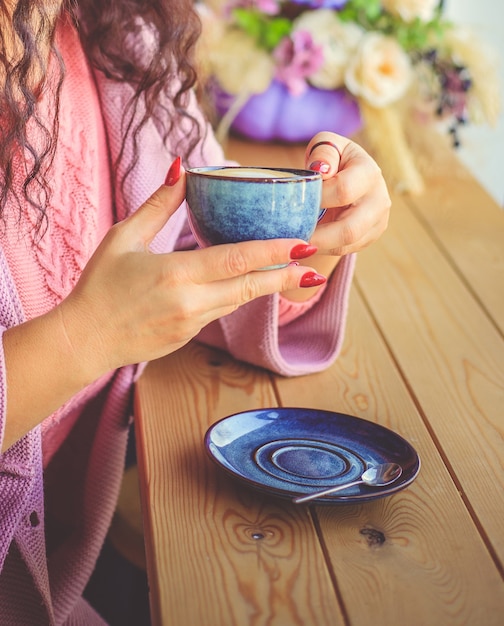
[213,80,362,142]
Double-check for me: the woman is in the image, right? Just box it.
[0,0,390,623]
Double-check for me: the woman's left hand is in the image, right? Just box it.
[305,131,391,257]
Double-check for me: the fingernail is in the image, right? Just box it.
[309,160,330,174]
[288,261,300,266]
[164,156,182,186]
[300,272,327,288]
[290,244,318,260]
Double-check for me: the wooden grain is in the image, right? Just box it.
[135,342,344,626]
[276,289,504,625]
[401,134,504,335]
[354,190,504,566]
[354,124,504,333]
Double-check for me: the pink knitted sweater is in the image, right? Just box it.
[0,15,355,625]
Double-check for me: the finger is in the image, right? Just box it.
[182,262,326,321]
[170,239,318,284]
[121,163,187,249]
[310,196,389,256]
[319,144,384,209]
[306,132,349,177]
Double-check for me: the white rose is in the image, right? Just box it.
[381,0,439,23]
[206,30,275,95]
[293,9,364,90]
[345,33,413,107]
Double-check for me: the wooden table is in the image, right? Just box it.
[134,136,504,625]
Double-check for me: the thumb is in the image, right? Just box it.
[123,157,186,248]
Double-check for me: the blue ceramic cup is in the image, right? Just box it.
[185,166,323,248]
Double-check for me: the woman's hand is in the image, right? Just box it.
[281,131,390,302]
[3,160,324,450]
[60,164,324,379]
[306,131,391,256]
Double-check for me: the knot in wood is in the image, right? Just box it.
[360,527,386,547]
[251,532,265,541]
[245,526,274,543]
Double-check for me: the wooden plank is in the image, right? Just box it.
[402,136,504,335]
[354,189,504,565]
[275,289,504,625]
[134,341,345,626]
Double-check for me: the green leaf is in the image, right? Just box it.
[231,9,291,51]
[261,17,292,50]
[233,8,262,39]
[339,0,382,26]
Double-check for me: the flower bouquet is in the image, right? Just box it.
[196,0,500,193]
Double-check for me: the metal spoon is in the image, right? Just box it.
[292,462,403,504]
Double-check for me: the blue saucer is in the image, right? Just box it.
[205,408,420,504]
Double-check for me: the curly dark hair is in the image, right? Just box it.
[0,0,203,234]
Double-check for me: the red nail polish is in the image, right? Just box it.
[300,272,327,288]
[290,244,318,260]
[309,160,330,174]
[165,156,182,186]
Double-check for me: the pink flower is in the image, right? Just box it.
[273,30,324,96]
[255,0,282,13]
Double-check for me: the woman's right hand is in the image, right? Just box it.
[59,163,324,381]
